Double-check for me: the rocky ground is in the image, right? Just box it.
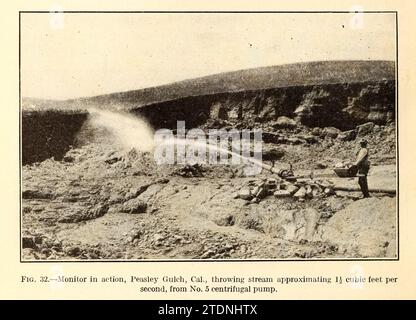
[21,119,397,260]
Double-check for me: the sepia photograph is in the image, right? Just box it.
[20,11,397,261]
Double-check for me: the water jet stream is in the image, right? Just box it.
[88,108,281,175]
[157,137,280,176]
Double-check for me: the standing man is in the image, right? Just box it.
[353,139,371,198]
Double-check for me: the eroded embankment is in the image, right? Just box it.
[132,81,395,130]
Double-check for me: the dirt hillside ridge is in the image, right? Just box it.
[22,60,394,111]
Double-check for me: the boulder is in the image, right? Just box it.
[357,122,375,136]
[238,189,252,200]
[121,198,147,214]
[281,183,299,194]
[274,190,292,198]
[286,184,300,195]
[367,111,387,124]
[317,179,334,189]
[274,116,297,129]
[337,129,357,141]
[294,187,307,199]
[302,135,319,144]
[323,127,340,138]
[311,127,322,136]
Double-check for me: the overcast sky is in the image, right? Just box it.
[21,12,396,100]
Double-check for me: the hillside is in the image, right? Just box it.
[22,60,395,111]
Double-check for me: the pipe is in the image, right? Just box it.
[334,186,396,194]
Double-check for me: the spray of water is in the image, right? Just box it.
[88,108,270,175]
[88,108,155,152]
